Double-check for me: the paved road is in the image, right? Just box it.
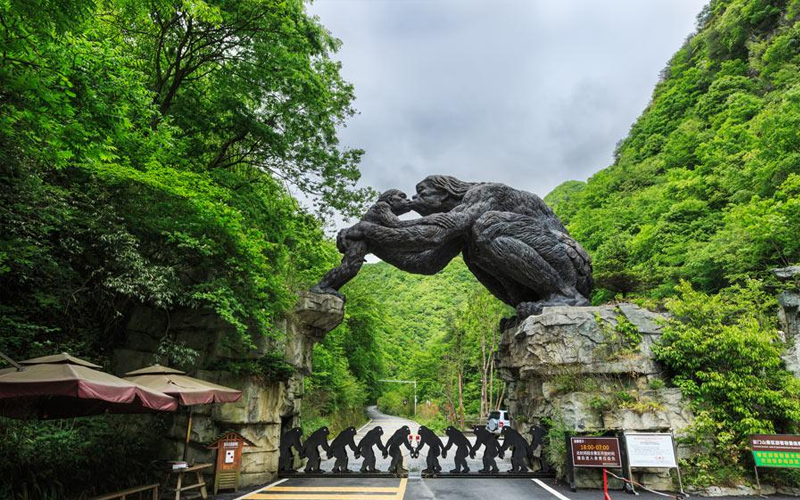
[231,475,800,500]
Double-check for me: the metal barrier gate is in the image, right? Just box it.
[278,424,556,478]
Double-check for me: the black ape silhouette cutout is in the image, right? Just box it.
[357,426,387,473]
[415,426,446,474]
[472,426,504,473]
[499,426,531,472]
[442,426,474,473]
[279,427,303,472]
[385,425,413,475]
[328,426,360,473]
[301,426,331,473]
[529,425,551,473]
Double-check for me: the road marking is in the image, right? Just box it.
[240,478,406,500]
[269,487,398,492]
[356,418,374,434]
[532,479,573,500]
[248,495,397,500]
[396,478,407,499]
[234,478,287,500]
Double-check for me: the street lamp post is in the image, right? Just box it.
[378,379,417,416]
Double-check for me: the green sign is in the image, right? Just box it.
[753,451,800,468]
[750,434,800,469]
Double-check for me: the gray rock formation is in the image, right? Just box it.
[496,303,693,490]
[773,267,800,377]
[112,291,344,486]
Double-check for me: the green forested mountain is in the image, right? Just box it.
[546,0,800,301]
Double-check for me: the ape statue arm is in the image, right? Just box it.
[415,433,427,455]
[348,435,360,457]
[442,436,454,454]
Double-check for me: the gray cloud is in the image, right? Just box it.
[307,0,706,226]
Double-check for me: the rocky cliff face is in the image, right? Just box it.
[497,303,693,489]
[774,267,800,378]
[112,291,343,486]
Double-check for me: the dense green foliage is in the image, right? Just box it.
[0,0,367,366]
[0,0,367,497]
[339,259,511,431]
[546,0,800,301]
[544,0,800,487]
[654,282,800,486]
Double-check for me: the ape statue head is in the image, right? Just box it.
[411,175,479,215]
[378,189,412,216]
[374,425,383,435]
[444,426,461,438]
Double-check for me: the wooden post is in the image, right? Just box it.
[183,407,194,462]
[565,434,576,492]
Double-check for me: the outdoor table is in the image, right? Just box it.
[161,463,211,500]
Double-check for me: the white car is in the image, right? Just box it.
[486,410,512,435]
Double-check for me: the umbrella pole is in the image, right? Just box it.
[183,406,194,462]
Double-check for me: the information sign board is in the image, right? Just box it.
[570,436,622,468]
[750,434,800,469]
[625,432,677,468]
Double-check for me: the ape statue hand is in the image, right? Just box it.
[442,450,447,459]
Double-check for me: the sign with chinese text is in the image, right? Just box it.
[624,432,677,468]
[570,437,622,468]
[750,435,800,469]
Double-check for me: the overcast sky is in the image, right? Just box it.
[306,0,707,224]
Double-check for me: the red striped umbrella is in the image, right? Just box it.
[125,364,242,460]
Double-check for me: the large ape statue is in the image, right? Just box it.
[385,425,414,476]
[499,427,532,473]
[301,426,331,473]
[415,426,446,475]
[278,427,303,473]
[472,426,504,474]
[318,175,592,323]
[357,426,387,473]
[442,426,474,473]
[328,426,360,473]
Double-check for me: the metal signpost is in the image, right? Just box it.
[750,434,800,494]
[378,379,417,415]
[623,431,684,496]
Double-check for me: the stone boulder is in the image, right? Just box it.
[496,303,694,489]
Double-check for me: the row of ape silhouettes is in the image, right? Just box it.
[279,424,550,475]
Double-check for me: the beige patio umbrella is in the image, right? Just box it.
[0,353,178,419]
[124,364,242,460]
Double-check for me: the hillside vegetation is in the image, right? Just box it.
[546,0,800,487]
[546,0,800,301]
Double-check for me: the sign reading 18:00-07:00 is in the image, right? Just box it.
[570,437,622,468]
[750,434,800,469]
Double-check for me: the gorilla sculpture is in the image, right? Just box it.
[499,426,531,473]
[529,425,551,473]
[301,426,331,473]
[442,426,474,473]
[357,426,387,473]
[315,175,592,322]
[328,426,360,473]
[415,426,446,475]
[278,427,303,473]
[385,425,414,476]
[472,426,504,474]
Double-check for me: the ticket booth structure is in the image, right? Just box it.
[207,431,256,494]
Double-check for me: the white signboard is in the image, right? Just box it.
[625,432,677,468]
